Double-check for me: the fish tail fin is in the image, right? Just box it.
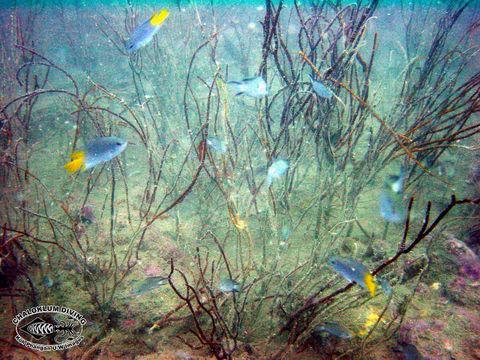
[364,273,377,297]
[64,151,86,173]
[398,166,406,186]
[227,81,247,95]
[266,175,272,187]
[150,9,169,26]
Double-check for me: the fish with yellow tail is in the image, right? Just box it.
[64,137,127,173]
[327,256,378,297]
[126,9,170,53]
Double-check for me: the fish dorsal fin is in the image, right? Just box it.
[364,273,377,297]
[150,9,169,26]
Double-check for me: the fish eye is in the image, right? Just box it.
[116,142,122,146]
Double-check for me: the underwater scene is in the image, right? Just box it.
[0,0,479,358]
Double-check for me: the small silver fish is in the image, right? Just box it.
[64,137,128,173]
[281,225,292,240]
[379,190,406,224]
[267,159,289,186]
[227,76,268,98]
[42,276,54,288]
[308,75,333,99]
[206,137,227,154]
[387,167,405,194]
[328,256,377,297]
[219,278,240,293]
[126,9,169,53]
[131,276,168,296]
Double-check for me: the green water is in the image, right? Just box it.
[0,0,479,359]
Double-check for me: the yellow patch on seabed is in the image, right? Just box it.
[357,307,385,337]
[150,9,170,26]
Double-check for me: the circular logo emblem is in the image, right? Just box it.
[13,305,86,351]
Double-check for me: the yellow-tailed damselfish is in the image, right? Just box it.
[64,136,127,173]
[126,9,169,53]
[328,256,378,297]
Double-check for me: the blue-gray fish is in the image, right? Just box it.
[314,321,352,339]
[206,137,227,154]
[64,136,127,173]
[281,225,292,240]
[42,276,54,288]
[327,256,377,297]
[379,190,406,224]
[308,75,333,99]
[219,278,240,293]
[131,276,168,295]
[126,9,169,53]
[267,159,289,186]
[227,76,268,98]
[386,167,406,194]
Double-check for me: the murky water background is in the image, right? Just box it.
[1,1,479,358]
